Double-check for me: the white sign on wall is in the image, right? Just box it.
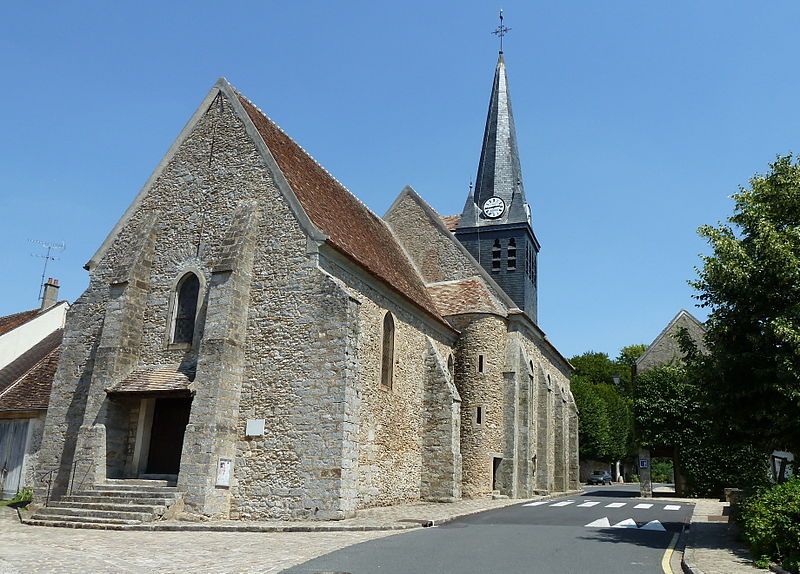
[216,457,232,488]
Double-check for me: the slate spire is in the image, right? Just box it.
[458,52,530,228]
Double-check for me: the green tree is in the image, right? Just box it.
[692,155,800,454]
[570,351,617,386]
[633,364,770,496]
[571,379,612,461]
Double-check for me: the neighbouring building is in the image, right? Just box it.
[634,309,707,496]
[34,50,579,524]
[635,309,707,375]
[0,279,66,498]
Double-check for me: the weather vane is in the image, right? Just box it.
[492,9,511,53]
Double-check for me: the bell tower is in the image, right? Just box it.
[454,42,540,322]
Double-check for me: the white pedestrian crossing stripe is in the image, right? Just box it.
[577,501,601,507]
[585,517,611,527]
[634,503,653,509]
[605,502,626,508]
[612,518,638,529]
[664,505,681,511]
[550,500,575,507]
[522,501,550,507]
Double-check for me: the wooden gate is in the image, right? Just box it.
[0,419,29,499]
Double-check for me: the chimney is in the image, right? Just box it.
[41,278,59,310]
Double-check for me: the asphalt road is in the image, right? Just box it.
[285,484,693,574]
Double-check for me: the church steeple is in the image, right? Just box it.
[454,30,540,323]
[458,52,530,228]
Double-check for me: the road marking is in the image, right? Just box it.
[611,518,638,528]
[661,532,679,573]
[634,503,654,509]
[522,501,550,507]
[585,517,611,527]
[577,501,601,507]
[664,505,681,511]
[605,502,626,508]
[640,520,666,531]
[550,500,575,507]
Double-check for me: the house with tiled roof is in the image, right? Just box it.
[33,49,577,527]
[0,280,67,498]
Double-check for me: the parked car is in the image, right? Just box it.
[587,471,612,485]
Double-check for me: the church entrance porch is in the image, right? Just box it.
[128,395,192,480]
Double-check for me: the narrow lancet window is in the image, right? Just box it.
[381,312,395,388]
[507,238,517,271]
[492,239,501,272]
[173,273,200,344]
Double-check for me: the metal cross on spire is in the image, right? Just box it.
[492,9,511,53]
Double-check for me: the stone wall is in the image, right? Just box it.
[449,314,507,498]
[315,254,458,510]
[383,190,509,304]
[637,311,706,373]
[20,413,46,491]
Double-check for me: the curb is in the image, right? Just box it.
[21,489,585,533]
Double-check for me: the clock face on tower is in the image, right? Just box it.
[482,196,506,219]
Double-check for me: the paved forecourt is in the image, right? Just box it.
[287,488,694,574]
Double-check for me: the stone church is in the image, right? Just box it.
[35,51,579,523]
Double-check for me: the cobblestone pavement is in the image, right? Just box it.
[2,496,553,573]
[0,507,394,574]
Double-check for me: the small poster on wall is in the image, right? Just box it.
[216,457,232,488]
[639,459,649,469]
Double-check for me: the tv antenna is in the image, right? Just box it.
[29,239,65,305]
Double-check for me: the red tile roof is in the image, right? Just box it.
[0,309,39,337]
[0,329,62,412]
[237,95,446,324]
[427,277,507,317]
[440,215,461,232]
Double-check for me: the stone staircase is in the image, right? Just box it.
[25,479,182,529]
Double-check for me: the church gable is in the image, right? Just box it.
[384,186,514,312]
[238,97,443,324]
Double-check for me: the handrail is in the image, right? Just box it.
[68,457,93,497]
[36,469,57,507]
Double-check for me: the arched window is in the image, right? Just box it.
[507,238,517,271]
[492,239,501,272]
[380,312,395,388]
[447,354,454,379]
[173,273,200,344]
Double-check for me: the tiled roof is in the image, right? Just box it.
[106,366,193,395]
[0,329,62,412]
[440,215,461,232]
[0,309,40,337]
[237,95,445,324]
[427,277,507,317]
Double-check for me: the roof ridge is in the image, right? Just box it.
[232,89,387,224]
[0,343,60,401]
[0,307,39,322]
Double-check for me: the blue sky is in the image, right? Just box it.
[2,1,798,358]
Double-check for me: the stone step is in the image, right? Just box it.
[29,512,141,526]
[75,487,178,497]
[36,506,154,522]
[93,484,178,493]
[23,518,131,530]
[60,494,175,506]
[103,478,175,487]
[52,500,166,514]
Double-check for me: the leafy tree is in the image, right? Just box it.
[691,154,800,454]
[633,364,769,496]
[571,379,612,461]
[570,351,618,386]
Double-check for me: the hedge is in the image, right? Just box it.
[740,478,800,572]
